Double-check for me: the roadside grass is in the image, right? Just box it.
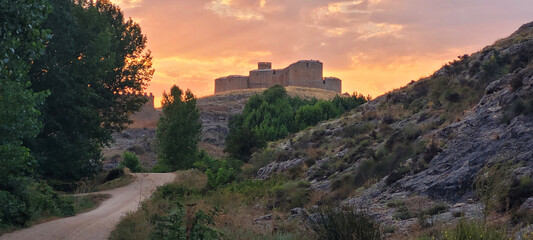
[94,174,135,192]
[111,171,317,239]
[0,194,111,235]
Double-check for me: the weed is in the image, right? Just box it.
[308,207,381,240]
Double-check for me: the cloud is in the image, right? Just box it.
[110,0,533,106]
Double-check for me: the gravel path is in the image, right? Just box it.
[0,173,175,240]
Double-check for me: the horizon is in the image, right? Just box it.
[109,0,533,107]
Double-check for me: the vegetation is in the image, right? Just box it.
[418,219,507,240]
[225,85,368,162]
[0,0,152,230]
[120,151,143,173]
[28,0,153,181]
[155,85,202,172]
[193,151,241,189]
[0,0,52,229]
[308,208,381,240]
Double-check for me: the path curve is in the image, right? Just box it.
[0,172,175,240]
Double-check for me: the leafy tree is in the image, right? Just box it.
[0,0,51,226]
[28,0,153,180]
[119,151,142,172]
[225,85,368,162]
[156,85,202,171]
[295,104,323,129]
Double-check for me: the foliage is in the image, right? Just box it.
[419,219,506,240]
[474,162,514,214]
[153,205,219,240]
[111,182,220,240]
[194,151,241,189]
[0,0,51,228]
[119,151,142,172]
[225,85,368,161]
[222,177,310,211]
[156,85,201,171]
[308,207,381,240]
[28,0,154,181]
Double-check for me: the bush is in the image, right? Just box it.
[105,168,125,182]
[119,151,142,172]
[474,162,514,213]
[308,207,381,240]
[425,219,506,240]
[423,203,448,216]
[194,151,241,189]
[0,190,28,226]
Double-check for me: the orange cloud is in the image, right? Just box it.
[110,0,533,108]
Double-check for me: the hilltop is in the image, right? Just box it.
[103,86,340,168]
[245,22,533,237]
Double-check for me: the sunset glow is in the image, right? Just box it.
[110,0,533,108]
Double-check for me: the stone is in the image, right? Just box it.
[253,214,272,224]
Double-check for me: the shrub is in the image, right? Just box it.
[194,151,241,189]
[508,175,533,208]
[308,207,381,240]
[119,151,142,172]
[0,190,28,226]
[105,168,125,182]
[474,162,513,214]
[427,219,506,240]
[423,203,448,216]
[393,205,412,220]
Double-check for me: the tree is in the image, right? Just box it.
[28,0,153,180]
[156,85,202,171]
[0,0,51,225]
[225,85,369,162]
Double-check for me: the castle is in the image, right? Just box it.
[130,92,160,128]
[214,60,341,94]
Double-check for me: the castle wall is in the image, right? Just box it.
[213,60,342,94]
[249,70,274,89]
[287,61,323,89]
[323,77,342,93]
[214,76,249,93]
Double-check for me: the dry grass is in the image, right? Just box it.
[173,169,208,190]
[93,173,135,192]
[206,86,339,100]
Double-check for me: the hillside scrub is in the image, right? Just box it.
[225,85,368,162]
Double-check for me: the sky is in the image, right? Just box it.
[109,0,533,108]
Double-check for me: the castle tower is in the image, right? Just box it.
[258,62,272,69]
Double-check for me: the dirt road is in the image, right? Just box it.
[0,173,175,240]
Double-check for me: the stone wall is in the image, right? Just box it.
[287,60,323,89]
[323,77,342,93]
[213,60,341,94]
[214,75,249,93]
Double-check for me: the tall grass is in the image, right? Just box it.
[307,207,381,240]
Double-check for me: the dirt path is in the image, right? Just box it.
[0,173,175,240]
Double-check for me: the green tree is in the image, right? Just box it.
[225,85,368,162]
[119,151,142,172]
[156,85,202,171]
[0,0,51,226]
[28,0,153,180]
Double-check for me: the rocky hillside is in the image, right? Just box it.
[252,22,533,237]
[102,86,339,168]
[198,86,340,158]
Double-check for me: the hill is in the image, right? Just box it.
[247,22,533,237]
[198,86,341,158]
[103,86,340,168]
